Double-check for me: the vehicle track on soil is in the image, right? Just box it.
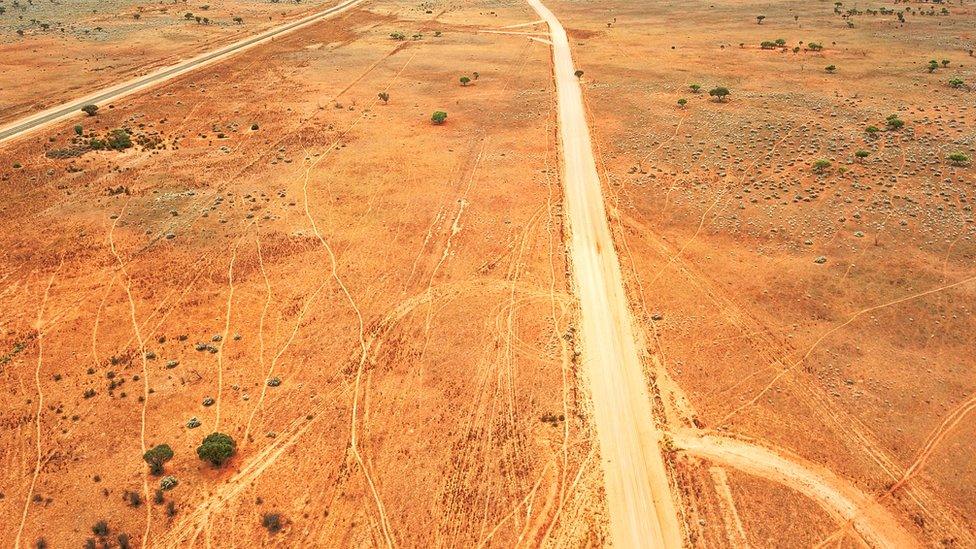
[0,0,368,145]
[526,1,683,546]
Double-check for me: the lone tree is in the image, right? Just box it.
[81,104,99,116]
[677,98,687,108]
[431,111,448,125]
[708,87,730,102]
[756,15,766,24]
[854,150,870,160]
[813,159,832,173]
[825,64,837,73]
[574,69,584,78]
[459,76,471,86]
[948,152,970,166]
[689,83,701,93]
[143,444,174,475]
[377,92,389,104]
[473,72,480,80]
[197,432,236,467]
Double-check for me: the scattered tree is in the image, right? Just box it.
[927,60,939,73]
[473,72,480,80]
[92,521,109,537]
[689,83,701,93]
[756,15,766,24]
[574,70,584,78]
[825,65,836,73]
[807,42,823,51]
[196,432,236,466]
[885,115,904,130]
[143,444,174,475]
[377,92,389,104]
[948,77,965,89]
[459,76,471,86]
[708,87,730,102]
[81,104,99,116]
[74,125,83,136]
[855,150,870,160]
[431,111,448,125]
[677,98,687,108]
[813,159,832,173]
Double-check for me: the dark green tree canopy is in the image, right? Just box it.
[197,432,236,466]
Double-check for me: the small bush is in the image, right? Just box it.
[160,475,179,491]
[81,104,99,116]
[948,152,970,165]
[431,111,448,125]
[92,520,109,537]
[262,513,283,534]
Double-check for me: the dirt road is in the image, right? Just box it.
[672,432,918,548]
[0,0,364,145]
[525,0,683,546]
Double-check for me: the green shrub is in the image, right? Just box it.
[431,111,448,125]
[81,104,99,116]
[197,432,236,466]
[708,87,730,101]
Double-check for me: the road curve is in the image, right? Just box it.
[0,0,364,146]
[525,0,684,546]
[672,432,918,548]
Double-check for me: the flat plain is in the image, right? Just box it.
[0,0,973,547]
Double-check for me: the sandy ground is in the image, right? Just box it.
[1,0,974,546]
[0,0,369,124]
[544,0,976,545]
[0,2,611,546]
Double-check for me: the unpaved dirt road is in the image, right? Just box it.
[526,0,683,546]
[0,0,363,145]
[672,432,918,548]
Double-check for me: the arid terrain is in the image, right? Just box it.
[0,0,973,547]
